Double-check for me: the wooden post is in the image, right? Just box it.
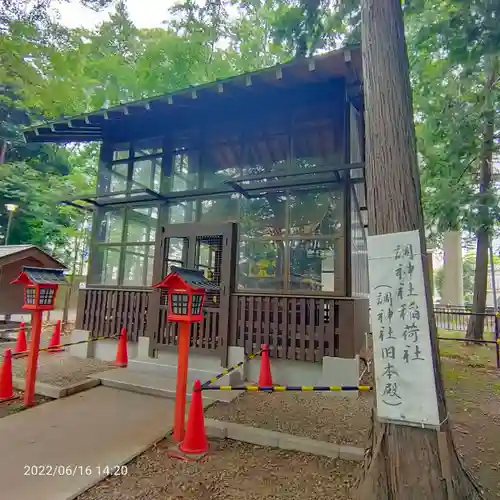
[24,310,42,407]
[173,321,191,442]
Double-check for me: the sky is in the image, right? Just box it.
[55,0,173,29]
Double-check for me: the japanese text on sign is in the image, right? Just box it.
[367,230,440,427]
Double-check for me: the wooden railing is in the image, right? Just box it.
[229,293,369,361]
[75,288,151,342]
[156,306,221,352]
[75,288,369,361]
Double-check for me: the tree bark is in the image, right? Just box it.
[355,0,484,498]
[466,55,498,341]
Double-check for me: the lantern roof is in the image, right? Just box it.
[153,266,219,291]
[10,266,68,286]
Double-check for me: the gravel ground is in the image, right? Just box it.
[11,353,115,387]
[0,390,52,419]
[206,392,373,446]
[78,438,358,500]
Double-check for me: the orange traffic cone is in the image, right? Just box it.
[258,344,273,386]
[48,320,64,353]
[0,349,15,402]
[114,328,128,367]
[169,379,208,462]
[14,323,27,354]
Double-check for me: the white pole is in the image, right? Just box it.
[489,238,498,311]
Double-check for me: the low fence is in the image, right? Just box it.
[434,306,496,334]
[229,294,369,361]
[76,288,150,342]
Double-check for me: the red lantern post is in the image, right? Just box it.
[10,267,67,407]
[153,266,218,442]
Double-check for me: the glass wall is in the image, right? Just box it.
[238,186,344,293]
[89,205,158,286]
[349,103,369,297]
[98,137,163,198]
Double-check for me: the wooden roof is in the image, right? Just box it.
[10,266,67,286]
[0,245,67,269]
[23,46,362,144]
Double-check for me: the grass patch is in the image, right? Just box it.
[437,329,497,368]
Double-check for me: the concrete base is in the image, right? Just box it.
[69,330,138,361]
[76,333,360,396]
[227,346,360,397]
[11,376,101,399]
[204,419,364,461]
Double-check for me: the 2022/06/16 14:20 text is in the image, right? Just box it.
[23,465,128,477]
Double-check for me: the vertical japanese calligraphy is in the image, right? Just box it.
[367,230,440,427]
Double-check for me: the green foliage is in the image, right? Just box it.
[0,0,498,273]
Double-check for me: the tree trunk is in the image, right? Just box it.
[466,55,498,341]
[355,1,483,498]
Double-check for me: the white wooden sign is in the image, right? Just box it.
[367,230,440,427]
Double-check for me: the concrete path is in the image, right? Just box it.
[0,386,174,500]
[91,368,240,405]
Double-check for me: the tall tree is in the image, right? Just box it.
[356,0,483,498]
[466,54,498,340]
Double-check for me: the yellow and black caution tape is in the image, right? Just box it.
[4,335,119,359]
[200,346,266,389]
[200,385,372,392]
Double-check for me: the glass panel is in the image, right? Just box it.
[95,210,124,243]
[202,142,242,188]
[168,201,197,224]
[113,144,130,161]
[237,238,285,290]
[132,157,161,192]
[172,151,199,191]
[126,207,158,243]
[349,104,363,164]
[123,245,155,286]
[191,294,203,315]
[25,287,36,305]
[198,195,241,224]
[288,188,343,236]
[289,238,338,292]
[239,194,287,238]
[243,133,289,179]
[293,121,340,169]
[350,185,369,297]
[195,235,223,282]
[163,237,188,276]
[171,293,189,315]
[39,287,55,306]
[134,137,162,157]
[92,247,120,285]
[110,162,128,193]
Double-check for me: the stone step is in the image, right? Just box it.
[89,368,240,406]
[126,359,223,384]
